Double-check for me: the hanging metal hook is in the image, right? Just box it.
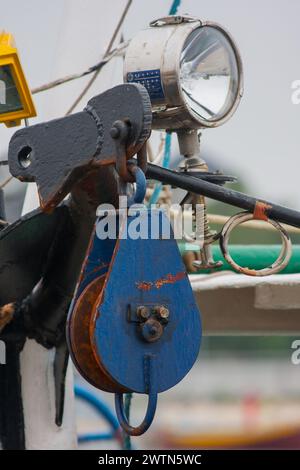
[114,354,158,436]
[115,390,158,436]
[126,162,147,205]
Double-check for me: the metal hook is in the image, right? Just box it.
[219,211,292,276]
[127,163,147,205]
[114,354,158,436]
[117,163,146,206]
[115,391,158,436]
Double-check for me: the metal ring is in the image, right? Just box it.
[115,391,158,436]
[219,211,292,276]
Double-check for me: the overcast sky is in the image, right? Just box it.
[1,0,300,218]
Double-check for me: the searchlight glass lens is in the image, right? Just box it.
[180,26,239,122]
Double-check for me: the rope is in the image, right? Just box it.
[0,175,13,189]
[169,0,181,15]
[65,0,132,115]
[30,0,182,99]
[31,42,128,95]
[0,2,132,190]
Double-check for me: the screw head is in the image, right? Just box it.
[110,126,120,139]
[136,305,150,320]
[141,318,163,343]
[154,305,170,320]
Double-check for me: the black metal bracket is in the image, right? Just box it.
[8,83,152,212]
[0,83,152,448]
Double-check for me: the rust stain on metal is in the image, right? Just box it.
[90,262,109,275]
[136,271,186,291]
[67,274,128,394]
[136,281,153,291]
[0,302,15,332]
[223,250,259,277]
[67,276,119,392]
[253,201,272,221]
[236,265,258,276]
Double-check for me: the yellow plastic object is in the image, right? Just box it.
[0,32,36,127]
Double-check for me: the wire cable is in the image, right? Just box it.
[0,175,13,189]
[31,41,128,96]
[2,2,132,190]
[65,0,133,115]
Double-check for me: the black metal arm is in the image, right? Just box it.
[146,163,300,229]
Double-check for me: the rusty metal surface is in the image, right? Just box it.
[68,276,127,393]
[66,210,129,394]
[135,272,186,291]
[253,201,272,221]
[0,303,14,333]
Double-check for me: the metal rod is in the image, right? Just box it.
[145,163,300,229]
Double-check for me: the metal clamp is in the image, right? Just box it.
[149,16,200,27]
[219,211,292,276]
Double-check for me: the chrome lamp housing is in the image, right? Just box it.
[124,15,243,130]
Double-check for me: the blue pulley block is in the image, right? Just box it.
[93,208,201,435]
[67,169,202,436]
